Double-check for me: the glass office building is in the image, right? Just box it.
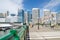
[10,14,16,16]
[28,11,32,23]
[24,11,32,24]
[18,9,24,23]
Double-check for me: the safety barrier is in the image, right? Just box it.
[0,25,28,40]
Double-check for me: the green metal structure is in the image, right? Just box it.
[0,25,28,40]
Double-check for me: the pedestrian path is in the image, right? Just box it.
[27,25,60,40]
[29,25,55,32]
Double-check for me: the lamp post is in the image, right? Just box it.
[38,10,40,30]
[37,16,40,30]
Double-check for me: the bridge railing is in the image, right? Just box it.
[0,25,28,40]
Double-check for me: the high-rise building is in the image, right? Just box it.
[32,8,40,25]
[24,11,32,24]
[41,16,44,24]
[6,14,18,22]
[10,14,18,22]
[0,11,9,22]
[0,13,6,18]
[56,12,60,24]
[6,11,9,16]
[24,11,28,24]
[18,9,24,23]
[5,15,11,22]
[10,14,16,16]
[28,11,32,23]
[51,12,57,25]
[43,9,51,24]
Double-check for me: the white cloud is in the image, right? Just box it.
[0,0,24,15]
[44,0,60,9]
[40,0,60,18]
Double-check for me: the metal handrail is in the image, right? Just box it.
[0,25,28,40]
[0,33,13,40]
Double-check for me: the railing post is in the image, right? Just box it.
[23,25,28,40]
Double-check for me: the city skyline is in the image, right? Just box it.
[0,0,60,17]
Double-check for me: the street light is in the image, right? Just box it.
[37,17,39,30]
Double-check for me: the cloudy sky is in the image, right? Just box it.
[0,0,60,17]
[0,0,23,15]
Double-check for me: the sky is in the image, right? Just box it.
[0,0,60,17]
[0,0,23,15]
[24,0,60,17]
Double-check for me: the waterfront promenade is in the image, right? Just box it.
[0,24,60,40]
[26,25,60,40]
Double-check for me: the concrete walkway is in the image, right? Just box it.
[27,25,60,40]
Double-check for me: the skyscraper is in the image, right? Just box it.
[5,15,11,22]
[24,11,28,24]
[28,11,32,23]
[18,9,24,23]
[43,9,51,24]
[56,12,60,24]
[6,14,18,22]
[32,8,40,25]
[0,13,6,22]
[51,12,57,25]
[0,11,9,22]
[10,14,18,22]
[6,11,9,16]
[24,11,32,24]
